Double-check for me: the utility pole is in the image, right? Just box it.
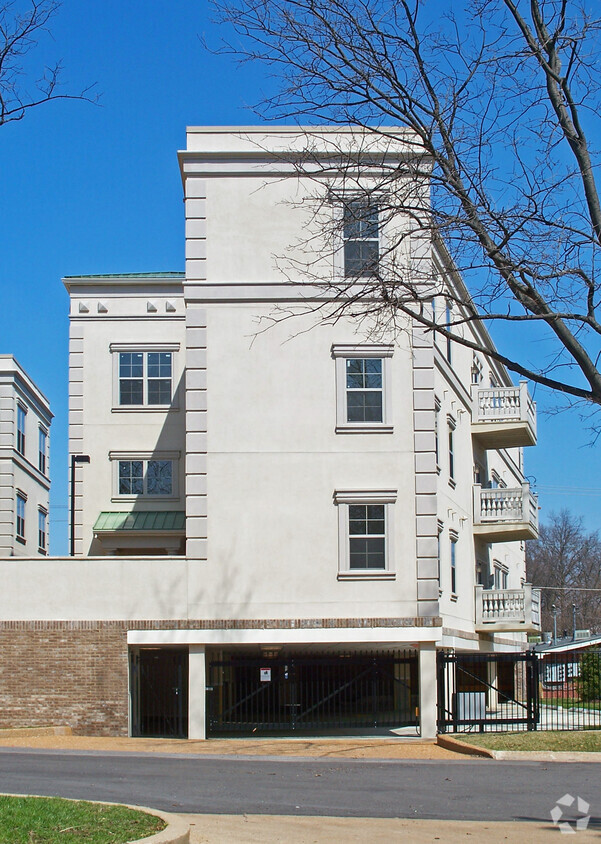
[552,604,558,643]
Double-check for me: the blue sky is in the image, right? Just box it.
[1,0,599,552]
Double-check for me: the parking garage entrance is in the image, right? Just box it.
[206,650,419,735]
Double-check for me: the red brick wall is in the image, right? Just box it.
[0,622,129,735]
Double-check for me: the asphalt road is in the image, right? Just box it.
[0,748,599,824]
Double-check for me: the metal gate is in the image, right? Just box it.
[437,651,539,733]
[130,647,188,738]
[207,651,418,734]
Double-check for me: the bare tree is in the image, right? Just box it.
[527,510,601,635]
[0,1,95,126]
[211,0,601,415]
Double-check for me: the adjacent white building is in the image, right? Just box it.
[0,127,540,738]
[0,356,52,556]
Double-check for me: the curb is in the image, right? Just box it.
[436,735,494,758]
[0,793,189,844]
[490,750,601,762]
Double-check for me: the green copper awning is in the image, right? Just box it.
[93,511,185,532]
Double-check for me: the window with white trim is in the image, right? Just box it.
[493,561,508,589]
[16,493,26,543]
[110,452,179,499]
[118,351,172,406]
[450,531,458,595]
[38,508,47,552]
[38,427,47,475]
[16,404,26,456]
[334,489,397,578]
[343,200,379,277]
[445,300,453,363]
[332,345,394,433]
[448,415,456,485]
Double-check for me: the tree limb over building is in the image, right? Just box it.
[210,0,601,411]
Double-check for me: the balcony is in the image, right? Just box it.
[473,483,539,541]
[471,381,537,448]
[475,584,541,633]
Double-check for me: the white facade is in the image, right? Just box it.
[0,356,52,556]
[0,127,540,739]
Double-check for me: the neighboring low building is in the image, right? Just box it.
[0,127,540,738]
[0,356,52,556]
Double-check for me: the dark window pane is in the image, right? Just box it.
[118,460,143,495]
[119,353,143,377]
[349,537,385,569]
[344,241,379,277]
[366,505,385,522]
[347,391,383,423]
[120,379,143,405]
[148,379,171,405]
[147,460,172,495]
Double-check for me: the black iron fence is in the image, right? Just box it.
[437,651,539,733]
[536,649,601,732]
[438,649,601,733]
[207,650,418,735]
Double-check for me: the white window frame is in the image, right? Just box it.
[110,343,180,411]
[16,491,26,544]
[38,426,48,475]
[334,489,397,580]
[16,402,27,456]
[450,530,458,597]
[109,451,180,500]
[447,414,456,488]
[342,198,380,278]
[38,507,47,553]
[332,344,394,434]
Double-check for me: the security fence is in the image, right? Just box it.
[437,649,601,733]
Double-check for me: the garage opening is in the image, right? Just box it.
[130,647,188,738]
[207,650,418,735]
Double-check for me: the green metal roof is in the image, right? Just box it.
[64,272,185,279]
[93,511,185,532]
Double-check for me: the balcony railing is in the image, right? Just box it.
[475,584,542,632]
[472,381,537,448]
[473,483,539,541]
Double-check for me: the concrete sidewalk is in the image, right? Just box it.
[0,730,462,759]
[184,814,601,843]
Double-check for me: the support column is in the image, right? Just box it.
[188,645,206,740]
[487,661,499,711]
[419,643,438,739]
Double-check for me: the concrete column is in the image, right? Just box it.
[487,661,499,711]
[419,643,438,739]
[188,645,206,740]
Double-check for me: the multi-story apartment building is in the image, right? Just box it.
[0,356,52,556]
[0,127,539,739]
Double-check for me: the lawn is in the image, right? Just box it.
[455,730,601,752]
[0,795,165,844]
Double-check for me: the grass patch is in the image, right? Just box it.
[455,730,601,752]
[543,697,601,710]
[0,795,165,843]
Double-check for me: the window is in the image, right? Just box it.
[118,351,172,406]
[343,200,379,277]
[16,404,26,455]
[437,520,443,589]
[434,397,441,467]
[448,415,456,485]
[38,428,47,475]
[38,509,47,552]
[16,493,26,543]
[345,359,383,423]
[450,533,458,594]
[493,562,508,589]
[445,301,453,363]
[471,353,483,384]
[117,459,173,497]
[334,489,397,578]
[332,345,393,433]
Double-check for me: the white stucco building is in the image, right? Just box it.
[0,356,52,556]
[0,127,540,738]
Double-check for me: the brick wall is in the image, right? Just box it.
[0,622,129,735]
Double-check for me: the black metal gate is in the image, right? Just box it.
[130,647,188,738]
[437,651,539,733]
[207,651,418,735]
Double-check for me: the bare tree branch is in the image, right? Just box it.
[209,0,601,408]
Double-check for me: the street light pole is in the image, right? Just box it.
[70,454,90,557]
[551,604,558,643]
[572,604,578,641]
